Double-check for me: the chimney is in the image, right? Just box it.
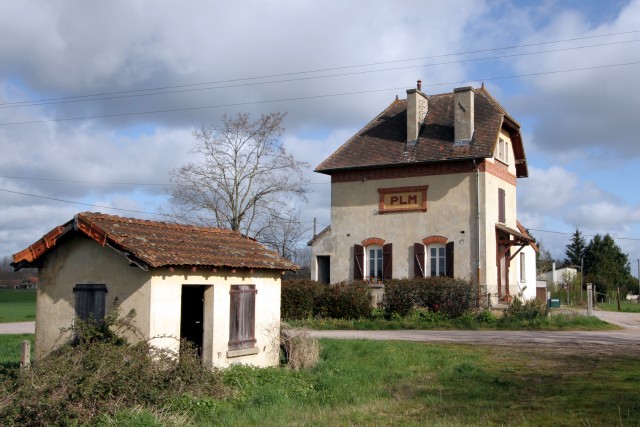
[454,86,475,144]
[406,80,428,145]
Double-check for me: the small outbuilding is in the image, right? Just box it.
[12,212,297,368]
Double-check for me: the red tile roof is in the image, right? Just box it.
[12,212,298,271]
[316,86,528,178]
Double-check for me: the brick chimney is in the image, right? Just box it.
[454,86,474,144]
[406,80,428,145]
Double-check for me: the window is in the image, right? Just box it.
[496,137,509,164]
[428,245,447,277]
[73,284,107,323]
[368,245,383,282]
[229,285,256,351]
[354,243,393,282]
[520,252,526,281]
[414,241,455,278]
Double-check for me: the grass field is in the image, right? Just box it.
[0,289,36,323]
[1,336,638,425]
[0,334,34,369]
[597,301,640,313]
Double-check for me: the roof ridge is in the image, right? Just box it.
[79,212,239,235]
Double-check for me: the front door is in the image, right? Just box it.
[497,244,510,301]
[180,285,205,356]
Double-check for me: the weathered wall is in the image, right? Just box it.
[35,235,151,359]
[35,234,282,368]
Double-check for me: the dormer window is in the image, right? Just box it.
[496,137,509,164]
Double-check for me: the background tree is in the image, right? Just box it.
[583,234,633,300]
[564,228,586,267]
[258,205,307,261]
[168,112,308,242]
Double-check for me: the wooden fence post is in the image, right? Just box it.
[20,340,30,369]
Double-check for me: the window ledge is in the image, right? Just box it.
[226,347,259,358]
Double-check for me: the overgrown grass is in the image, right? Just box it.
[0,289,36,323]
[597,301,640,313]
[2,336,638,425]
[287,309,618,331]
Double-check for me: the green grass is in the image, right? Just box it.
[0,334,34,369]
[287,311,617,331]
[597,301,640,313]
[2,336,638,425]
[0,289,36,322]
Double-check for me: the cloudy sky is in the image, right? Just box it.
[1,0,639,269]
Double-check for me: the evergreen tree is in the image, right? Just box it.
[564,228,586,267]
[583,234,633,299]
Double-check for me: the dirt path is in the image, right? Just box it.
[0,321,35,334]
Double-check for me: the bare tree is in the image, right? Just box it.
[168,112,308,238]
[259,205,307,260]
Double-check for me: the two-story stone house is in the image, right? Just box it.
[309,81,538,306]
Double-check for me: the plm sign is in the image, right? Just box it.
[378,185,428,214]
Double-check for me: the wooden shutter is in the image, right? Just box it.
[229,285,256,351]
[73,284,107,323]
[498,188,506,223]
[383,243,393,280]
[414,243,425,278]
[446,242,455,278]
[354,244,364,280]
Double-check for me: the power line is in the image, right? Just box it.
[2,38,637,110]
[2,60,639,127]
[0,175,330,186]
[2,29,638,108]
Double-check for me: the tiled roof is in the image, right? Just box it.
[316,87,528,177]
[12,212,298,271]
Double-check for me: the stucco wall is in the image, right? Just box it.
[149,268,282,368]
[35,235,152,359]
[35,234,282,368]
[312,171,478,284]
[516,245,538,300]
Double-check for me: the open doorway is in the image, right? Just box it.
[180,285,206,356]
[317,256,330,284]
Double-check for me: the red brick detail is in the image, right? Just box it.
[361,237,385,247]
[422,235,448,246]
[480,161,517,186]
[331,162,477,183]
[378,185,428,214]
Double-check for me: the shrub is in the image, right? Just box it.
[382,277,476,319]
[0,309,229,426]
[314,281,372,319]
[281,279,324,320]
[501,296,546,322]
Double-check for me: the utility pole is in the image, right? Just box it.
[637,259,639,304]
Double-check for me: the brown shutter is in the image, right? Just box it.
[383,243,393,280]
[354,244,364,280]
[446,242,454,278]
[414,243,425,278]
[229,285,256,351]
[498,188,506,223]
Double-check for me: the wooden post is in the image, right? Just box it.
[617,287,621,311]
[20,340,30,369]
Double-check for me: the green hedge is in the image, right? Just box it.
[281,280,372,320]
[382,277,476,318]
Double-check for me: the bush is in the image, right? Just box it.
[314,281,372,319]
[501,296,546,322]
[280,323,320,370]
[382,277,476,319]
[281,279,324,320]
[0,309,229,426]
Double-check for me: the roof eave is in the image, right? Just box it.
[315,156,489,175]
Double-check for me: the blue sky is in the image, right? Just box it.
[0,0,639,271]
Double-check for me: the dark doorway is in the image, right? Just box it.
[180,285,205,356]
[317,256,330,284]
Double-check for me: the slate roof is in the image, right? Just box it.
[12,212,298,271]
[316,86,528,177]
